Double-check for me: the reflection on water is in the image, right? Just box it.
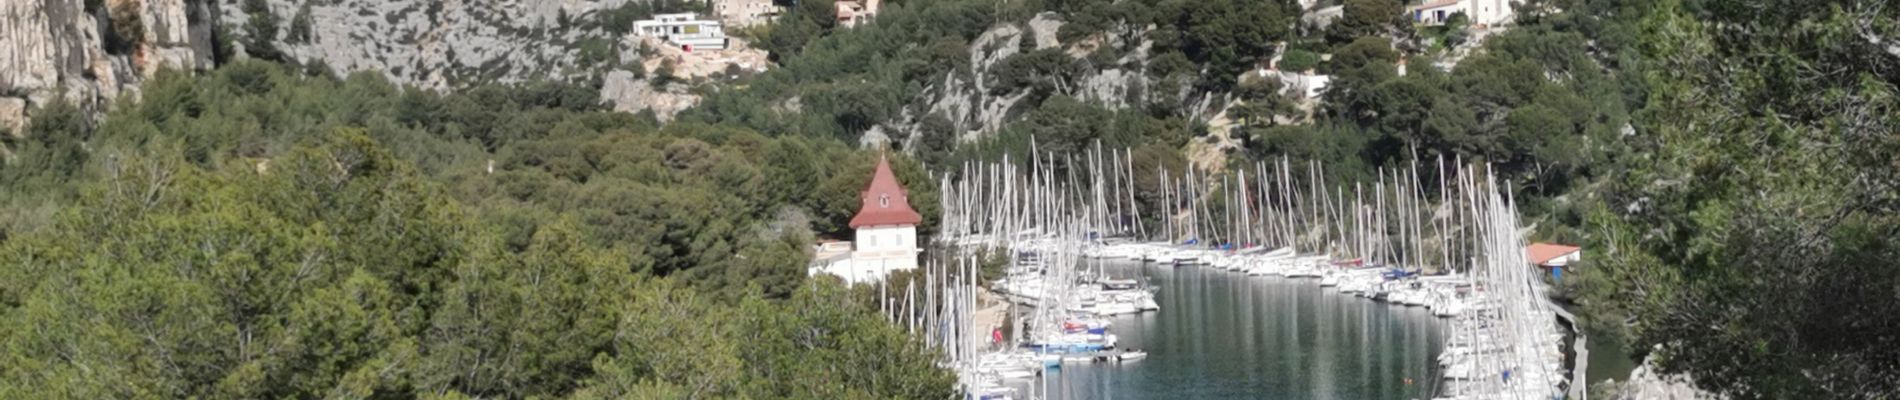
[1013,261,1447,400]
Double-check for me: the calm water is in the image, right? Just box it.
[1014,261,1448,400]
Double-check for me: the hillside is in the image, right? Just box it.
[1,0,1897,398]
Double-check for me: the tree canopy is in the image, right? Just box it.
[0,62,955,398]
[1579,0,1900,397]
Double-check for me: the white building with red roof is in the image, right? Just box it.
[809,155,922,283]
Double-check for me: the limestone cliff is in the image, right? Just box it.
[217,0,645,90]
[884,13,1230,160]
[3,1,1228,160]
[2,0,739,136]
[221,0,734,119]
[0,0,215,135]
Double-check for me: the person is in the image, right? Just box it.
[1502,368,1513,383]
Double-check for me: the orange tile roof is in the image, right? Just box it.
[1525,243,1581,266]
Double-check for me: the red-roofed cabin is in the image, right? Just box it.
[1526,242,1582,270]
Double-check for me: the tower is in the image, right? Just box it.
[811,155,923,283]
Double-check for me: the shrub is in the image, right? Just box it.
[106,0,147,55]
[1279,49,1319,72]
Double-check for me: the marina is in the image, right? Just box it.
[1009,260,1449,399]
[904,143,1579,400]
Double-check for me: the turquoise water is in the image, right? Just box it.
[1014,261,1449,400]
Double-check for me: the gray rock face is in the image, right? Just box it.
[3,0,110,110]
[7,0,1225,162]
[884,21,1227,152]
[1594,353,1727,400]
[220,0,748,121]
[600,69,698,123]
[904,23,1031,143]
[1,0,73,96]
[143,0,212,70]
[0,97,26,137]
[1027,12,1062,50]
[224,0,645,90]
[4,0,697,137]
[1,0,214,129]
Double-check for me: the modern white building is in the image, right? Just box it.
[808,155,922,284]
[633,13,730,51]
[1410,0,1517,27]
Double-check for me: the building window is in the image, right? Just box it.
[879,194,889,208]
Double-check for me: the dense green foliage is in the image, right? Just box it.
[688,0,1008,142]
[0,62,954,398]
[4,0,1898,397]
[241,0,284,62]
[1579,0,1900,397]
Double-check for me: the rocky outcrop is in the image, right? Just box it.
[884,17,1231,156]
[1027,13,1062,50]
[142,0,215,72]
[2,0,95,106]
[220,0,641,89]
[220,0,771,122]
[598,36,769,121]
[1593,353,1728,400]
[635,36,769,80]
[0,97,25,137]
[600,69,699,123]
[897,22,1033,147]
[1,0,213,128]
[4,0,763,136]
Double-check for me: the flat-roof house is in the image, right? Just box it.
[1412,0,1464,25]
[633,13,730,51]
[1409,0,1517,27]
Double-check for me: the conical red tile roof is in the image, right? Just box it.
[848,155,922,228]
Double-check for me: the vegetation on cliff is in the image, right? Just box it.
[2,0,1897,397]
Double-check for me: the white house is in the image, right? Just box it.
[808,155,922,284]
[1290,73,1330,100]
[633,13,730,51]
[836,0,881,28]
[1410,0,1516,27]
